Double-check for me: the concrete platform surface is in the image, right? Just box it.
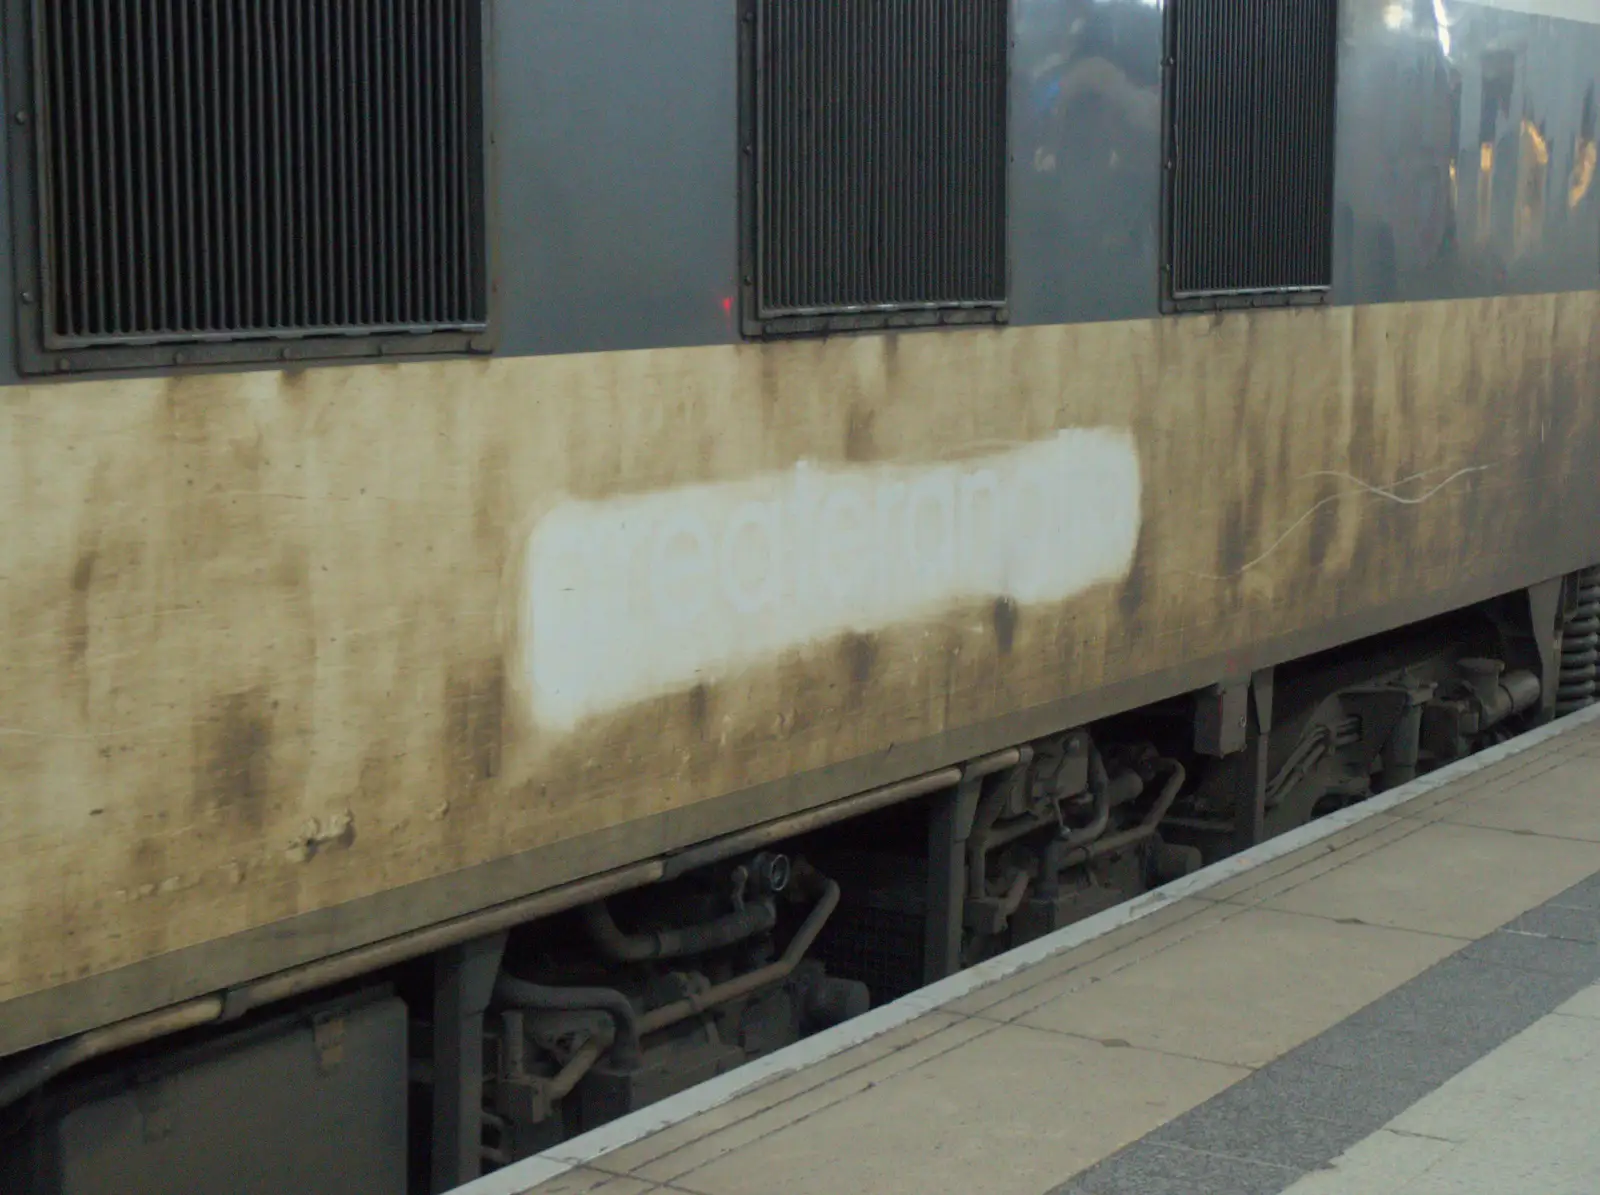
[460,704,1600,1195]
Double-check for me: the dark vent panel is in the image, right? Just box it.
[1164,0,1339,305]
[747,0,1009,335]
[22,0,486,369]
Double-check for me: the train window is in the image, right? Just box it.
[740,0,1009,338]
[7,0,490,375]
[1162,0,1339,309]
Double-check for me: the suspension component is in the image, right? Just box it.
[1422,659,1541,763]
[1557,567,1600,716]
[1456,659,1542,729]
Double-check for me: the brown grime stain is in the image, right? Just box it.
[230,428,265,474]
[1236,407,1271,585]
[1116,472,1156,623]
[358,749,396,803]
[842,632,877,685]
[473,435,513,554]
[688,682,711,733]
[162,374,224,445]
[844,405,877,463]
[992,596,1018,655]
[1306,473,1339,568]
[759,346,784,417]
[66,549,96,671]
[279,366,313,393]
[880,334,902,385]
[1217,497,1250,578]
[446,659,506,793]
[272,544,309,589]
[71,550,96,594]
[193,687,275,831]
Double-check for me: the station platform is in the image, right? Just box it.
[462,703,1600,1195]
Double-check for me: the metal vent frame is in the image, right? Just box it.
[738,0,1011,340]
[3,0,497,378]
[1160,0,1340,313]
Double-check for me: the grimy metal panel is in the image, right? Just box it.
[27,0,486,357]
[33,993,407,1195]
[1007,0,1164,327]
[491,0,739,357]
[6,285,1600,1057]
[746,0,1008,335]
[1330,0,1600,306]
[0,8,13,386]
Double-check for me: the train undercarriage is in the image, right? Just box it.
[4,568,1598,1194]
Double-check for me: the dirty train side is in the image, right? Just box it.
[2,1,1600,1192]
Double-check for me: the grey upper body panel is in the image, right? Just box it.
[493,0,741,356]
[0,0,1595,383]
[1335,0,1600,304]
[496,0,1600,348]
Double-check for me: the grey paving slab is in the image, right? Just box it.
[1436,756,1600,841]
[1505,901,1600,943]
[1063,1143,1301,1195]
[1273,1130,1458,1194]
[1293,952,1590,1075]
[1142,1083,1371,1171]
[1459,927,1600,976]
[1050,872,1600,1195]
[627,1017,999,1186]
[1547,870,1600,910]
[1254,820,1600,940]
[590,1011,974,1178]
[1012,907,1461,1068]
[1242,1052,1443,1131]
[1281,991,1600,1193]
[648,1021,1245,1195]
[945,897,1226,1017]
[1557,984,1600,1019]
[522,1170,657,1195]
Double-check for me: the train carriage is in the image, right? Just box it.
[2,0,1599,1191]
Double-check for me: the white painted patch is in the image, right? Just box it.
[523,429,1143,731]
